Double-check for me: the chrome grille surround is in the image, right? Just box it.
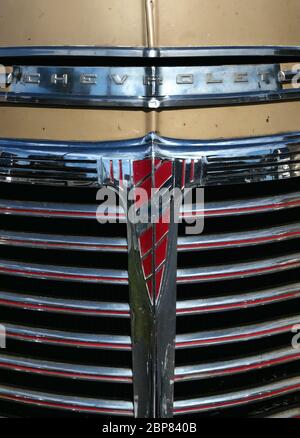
[0,132,299,418]
[0,46,300,419]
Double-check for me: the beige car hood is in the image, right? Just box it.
[1,0,300,48]
[1,0,300,142]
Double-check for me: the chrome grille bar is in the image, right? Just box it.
[176,315,300,349]
[0,230,127,252]
[177,253,300,284]
[177,282,300,315]
[268,408,300,418]
[181,191,300,219]
[0,259,128,284]
[6,324,131,351]
[178,222,300,252]
[175,347,300,382]
[174,376,300,415]
[0,353,132,383]
[0,199,125,221]
[0,385,134,416]
[0,290,130,317]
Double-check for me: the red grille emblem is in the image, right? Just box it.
[132,159,173,304]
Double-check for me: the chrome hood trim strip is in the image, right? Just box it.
[0,45,300,58]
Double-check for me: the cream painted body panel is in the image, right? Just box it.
[0,108,149,141]
[157,102,300,140]
[156,0,300,47]
[0,0,146,47]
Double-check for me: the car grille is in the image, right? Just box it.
[175,178,300,417]
[0,176,299,417]
[0,183,133,417]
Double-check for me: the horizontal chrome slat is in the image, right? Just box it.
[178,222,300,252]
[1,45,300,59]
[0,230,127,253]
[0,384,133,416]
[175,347,300,382]
[0,291,130,318]
[1,45,300,58]
[181,191,300,219]
[177,282,300,315]
[1,132,300,188]
[5,324,131,351]
[177,252,300,284]
[268,408,300,418]
[176,315,300,349]
[0,259,128,285]
[173,376,300,415]
[1,222,299,254]
[1,192,298,221]
[0,353,132,383]
[0,199,126,221]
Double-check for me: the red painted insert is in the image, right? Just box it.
[133,158,173,304]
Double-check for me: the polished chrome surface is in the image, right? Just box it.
[176,315,300,349]
[0,258,128,284]
[0,46,299,416]
[125,159,178,418]
[0,229,127,252]
[177,282,300,315]
[0,290,130,317]
[0,384,134,416]
[182,191,300,219]
[1,131,300,188]
[175,347,300,382]
[5,323,131,350]
[177,252,300,284]
[158,46,300,59]
[0,198,100,219]
[174,376,300,415]
[0,45,300,58]
[268,408,300,418]
[0,353,132,383]
[1,64,288,109]
[178,222,300,251]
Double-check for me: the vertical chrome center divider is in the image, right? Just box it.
[126,151,178,418]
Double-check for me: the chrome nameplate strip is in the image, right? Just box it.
[0,64,293,109]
